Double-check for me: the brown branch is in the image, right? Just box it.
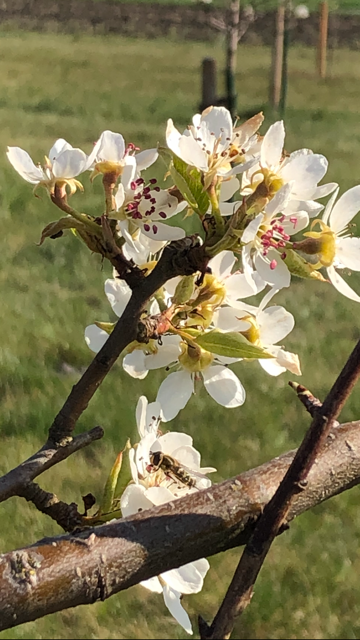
[48,236,205,446]
[17,482,83,532]
[200,339,360,639]
[1,418,360,630]
[0,426,104,504]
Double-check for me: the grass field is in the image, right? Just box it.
[92,0,360,14]
[1,29,360,639]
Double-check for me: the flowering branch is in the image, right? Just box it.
[199,338,360,639]
[1,416,360,631]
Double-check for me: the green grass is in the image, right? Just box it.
[1,30,360,639]
[91,0,360,14]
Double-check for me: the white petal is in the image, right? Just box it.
[203,365,246,407]
[141,221,185,242]
[162,560,207,594]
[7,147,44,184]
[121,156,137,191]
[254,250,291,288]
[135,148,158,171]
[275,348,302,375]
[265,182,293,216]
[171,445,201,469]
[120,484,152,517]
[178,135,209,171]
[48,139,74,162]
[280,211,309,235]
[327,265,360,303]
[261,121,285,169]
[136,395,148,438]
[258,305,294,345]
[104,278,131,318]
[140,576,163,594]
[115,184,125,210]
[156,371,194,421]
[201,106,233,143]
[220,177,240,201]
[90,130,125,164]
[162,585,193,635]
[215,307,252,332]
[145,486,177,505]
[209,251,235,280]
[280,154,328,196]
[335,238,360,271]
[225,272,264,301]
[123,350,148,379]
[145,337,182,370]
[242,213,264,244]
[329,185,360,234]
[284,198,323,218]
[84,325,108,353]
[259,357,286,376]
[52,149,87,178]
[309,182,338,199]
[156,432,193,454]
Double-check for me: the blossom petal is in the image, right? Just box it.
[145,335,182,370]
[329,185,360,235]
[145,486,178,505]
[327,265,360,303]
[166,119,208,171]
[104,278,131,317]
[140,221,185,242]
[123,350,148,379]
[48,138,73,160]
[336,237,360,271]
[220,177,240,201]
[52,149,87,178]
[203,365,246,407]
[120,483,152,517]
[258,305,294,345]
[7,147,45,184]
[162,558,209,594]
[242,213,264,244]
[135,148,158,171]
[140,576,163,594]
[89,130,126,165]
[162,585,193,635]
[156,371,194,421]
[254,250,291,288]
[280,154,328,196]
[261,121,285,169]
[155,432,194,453]
[84,325,108,353]
[209,251,235,280]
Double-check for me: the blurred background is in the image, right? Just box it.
[1,1,360,638]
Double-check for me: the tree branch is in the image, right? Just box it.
[48,236,206,446]
[200,339,360,639]
[17,482,83,531]
[1,418,360,630]
[0,426,104,504]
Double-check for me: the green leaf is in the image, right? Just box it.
[195,330,274,359]
[99,450,124,516]
[158,146,210,216]
[37,216,87,245]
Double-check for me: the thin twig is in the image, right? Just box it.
[200,339,360,639]
[1,418,360,630]
[0,426,104,503]
[17,482,83,532]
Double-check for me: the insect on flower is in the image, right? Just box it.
[148,451,200,490]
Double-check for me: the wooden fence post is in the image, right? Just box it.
[317,1,329,79]
[201,57,217,111]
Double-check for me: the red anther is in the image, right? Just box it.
[279,214,285,223]
[143,186,151,194]
[149,178,157,184]
[154,186,161,192]
[278,240,286,248]
[159,211,167,219]
[150,198,156,204]
[144,223,150,232]
[130,181,137,191]
[270,259,277,270]
[136,178,145,185]
[152,224,158,234]
[281,252,287,260]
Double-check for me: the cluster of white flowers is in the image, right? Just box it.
[7,105,360,634]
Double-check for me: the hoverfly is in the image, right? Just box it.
[149,451,200,490]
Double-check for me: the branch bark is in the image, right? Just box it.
[0,426,104,504]
[1,418,360,630]
[199,339,360,639]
